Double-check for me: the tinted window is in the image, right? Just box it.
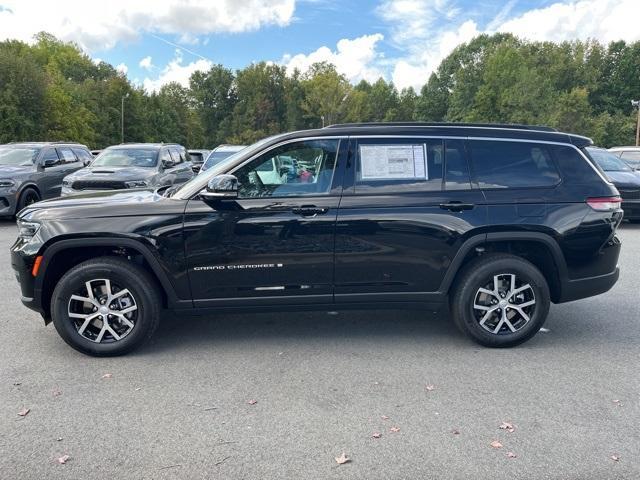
[445,139,471,190]
[202,151,238,171]
[58,147,78,163]
[73,148,93,164]
[469,140,560,188]
[234,139,338,198]
[355,139,443,193]
[41,148,60,165]
[555,146,602,184]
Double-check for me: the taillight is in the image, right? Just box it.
[586,196,622,211]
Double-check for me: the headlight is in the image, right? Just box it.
[125,180,150,188]
[0,179,15,188]
[17,220,40,239]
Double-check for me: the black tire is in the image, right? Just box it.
[16,187,40,214]
[450,253,550,348]
[51,257,161,356]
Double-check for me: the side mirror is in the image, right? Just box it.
[201,174,238,200]
[162,159,175,169]
[42,159,58,168]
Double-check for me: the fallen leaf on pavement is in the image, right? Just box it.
[56,437,63,442]
[490,440,503,449]
[612,399,621,406]
[18,408,30,417]
[611,455,620,462]
[372,432,381,438]
[381,415,390,420]
[52,389,62,397]
[506,452,517,458]
[390,427,400,433]
[335,452,350,465]
[101,373,113,379]
[247,399,257,405]
[539,327,550,333]
[57,455,70,464]
[425,384,436,391]
[451,429,460,435]
[499,422,515,433]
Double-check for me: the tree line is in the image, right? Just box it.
[1,32,639,149]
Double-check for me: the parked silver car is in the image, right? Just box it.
[608,146,640,170]
[62,143,194,196]
[199,144,247,174]
[0,142,91,217]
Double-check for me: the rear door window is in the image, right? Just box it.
[354,138,443,193]
[469,140,560,189]
[72,148,93,165]
[57,147,78,164]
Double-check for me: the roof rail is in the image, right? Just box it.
[324,122,558,133]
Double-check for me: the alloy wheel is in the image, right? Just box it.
[67,278,138,343]
[472,273,536,335]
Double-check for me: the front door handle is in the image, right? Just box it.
[292,205,329,217]
[439,201,475,212]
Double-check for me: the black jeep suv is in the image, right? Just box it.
[11,123,622,356]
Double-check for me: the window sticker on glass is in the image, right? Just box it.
[360,144,427,180]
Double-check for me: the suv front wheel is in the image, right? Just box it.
[51,257,161,356]
[451,254,550,347]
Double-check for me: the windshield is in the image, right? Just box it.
[202,151,236,171]
[0,147,40,166]
[587,147,633,172]
[92,148,158,168]
[173,136,281,199]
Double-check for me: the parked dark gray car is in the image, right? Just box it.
[62,143,194,196]
[0,142,91,217]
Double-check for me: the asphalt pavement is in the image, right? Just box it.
[0,219,638,479]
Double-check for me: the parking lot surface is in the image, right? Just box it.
[0,219,638,479]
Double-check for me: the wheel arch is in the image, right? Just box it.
[36,237,183,318]
[440,232,567,303]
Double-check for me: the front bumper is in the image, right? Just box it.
[10,245,44,316]
[0,192,18,216]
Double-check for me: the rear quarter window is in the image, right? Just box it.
[469,140,560,189]
[554,146,603,184]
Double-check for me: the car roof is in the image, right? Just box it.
[259,123,592,148]
[214,145,247,152]
[1,142,88,148]
[608,146,640,151]
[107,143,183,150]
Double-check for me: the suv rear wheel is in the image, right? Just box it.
[51,257,161,356]
[451,254,550,347]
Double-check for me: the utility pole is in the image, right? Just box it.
[632,100,640,146]
[121,93,129,144]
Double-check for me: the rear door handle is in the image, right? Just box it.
[439,201,475,212]
[292,205,329,217]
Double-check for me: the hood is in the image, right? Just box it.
[18,188,185,222]
[604,170,640,189]
[0,164,34,176]
[66,166,157,182]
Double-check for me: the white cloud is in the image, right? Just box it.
[139,56,153,70]
[115,63,128,75]
[282,33,385,83]
[381,0,640,91]
[0,0,295,51]
[143,50,212,92]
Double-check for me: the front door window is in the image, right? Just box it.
[233,139,339,198]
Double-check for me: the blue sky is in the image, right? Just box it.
[0,0,638,91]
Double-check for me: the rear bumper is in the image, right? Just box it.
[557,267,619,303]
